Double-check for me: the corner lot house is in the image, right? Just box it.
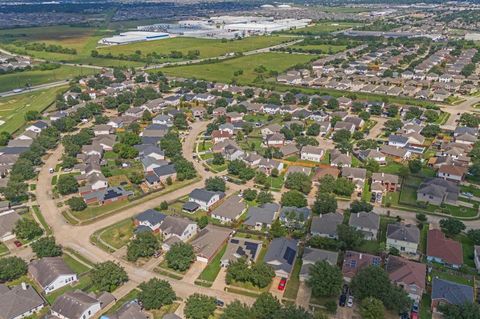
[51,291,101,319]
[220,237,263,267]
[299,248,338,282]
[0,210,21,241]
[134,209,166,233]
[159,216,198,243]
[386,223,420,255]
[349,212,380,240]
[427,229,463,269]
[29,257,78,294]
[431,278,473,313]
[264,237,298,278]
[310,212,343,239]
[417,178,459,206]
[187,188,224,211]
[386,256,426,302]
[0,283,45,319]
[191,225,232,263]
[210,195,246,224]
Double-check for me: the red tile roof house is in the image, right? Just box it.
[427,229,463,269]
[211,130,232,144]
[386,255,426,303]
[342,250,382,282]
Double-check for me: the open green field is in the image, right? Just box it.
[162,52,315,85]
[0,86,67,133]
[288,44,347,53]
[99,36,294,60]
[315,6,372,13]
[99,218,134,250]
[0,65,95,93]
[286,21,363,34]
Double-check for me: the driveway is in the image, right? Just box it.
[183,260,207,284]
[269,277,284,300]
[296,281,311,310]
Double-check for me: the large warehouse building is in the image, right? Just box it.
[99,31,170,45]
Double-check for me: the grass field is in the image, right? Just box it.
[286,21,363,34]
[162,52,316,85]
[288,44,347,53]
[0,86,67,133]
[63,253,91,275]
[0,65,94,93]
[197,243,227,283]
[99,218,134,250]
[98,36,295,61]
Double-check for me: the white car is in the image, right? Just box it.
[347,296,354,308]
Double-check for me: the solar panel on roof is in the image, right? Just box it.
[231,239,239,244]
[283,247,296,265]
[350,260,357,268]
[372,258,381,266]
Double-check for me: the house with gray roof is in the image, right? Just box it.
[51,291,101,319]
[152,164,177,183]
[210,195,246,224]
[299,247,339,281]
[159,216,197,246]
[264,237,298,278]
[220,237,263,267]
[417,178,459,206]
[0,283,45,319]
[474,245,480,273]
[310,213,343,239]
[244,203,280,230]
[134,209,166,233]
[386,223,420,255]
[188,188,224,211]
[29,257,77,294]
[330,150,352,167]
[103,301,147,319]
[0,210,21,241]
[279,206,311,229]
[349,212,380,240]
[431,278,474,313]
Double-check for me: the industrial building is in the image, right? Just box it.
[99,31,170,45]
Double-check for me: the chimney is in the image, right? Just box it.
[357,213,360,217]
[21,282,27,290]
[359,253,363,260]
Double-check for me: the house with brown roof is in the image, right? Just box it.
[313,166,340,182]
[0,283,45,319]
[211,130,232,144]
[330,150,352,167]
[191,225,233,263]
[437,164,467,182]
[342,251,382,282]
[427,229,463,269]
[386,256,426,302]
[210,195,246,224]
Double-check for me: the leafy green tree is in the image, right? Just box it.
[467,229,480,245]
[242,189,257,201]
[360,297,385,319]
[91,261,128,292]
[312,192,337,215]
[306,123,320,136]
[251,293,282,319]
[416,213,427,223]
[165,242,195,271]
[66,197,87,211]
[212,153,225,165]
[421,124,441,138]
[333,178,355,197]
[128,171,144,184]
[57,174,79,195]
[257,191,274,205]
[198,216,209,229]
[0,131,11,146]
[384,119,403,132]
[205,177,226,192]
[185,293,217,319]
[350,200,373,214]
[337,224,364,250]
[281,190,307,208]
[284,172,312,194]
[317,175,336,194]
[0,256,28,282]
[307,261,343,297]
[127,231,159,261]
[11,158,36,181]
[364,159,380,173]
[270,219,287,238]
[14,218,43,240]
[220,300,252,319]
[138,278,176,310]
[439,302,480,319]
[440,218,465,237]
[408,159,422,174]
[31,237,62,257]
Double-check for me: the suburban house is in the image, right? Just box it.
[371,172,400,202]
[152,164,177,183]
[431,278,474,313]
[279,206,311,229]
[380,145,411,160]
[134,209,166,233]
[82,187,132,206]
[265,133,285,148]
[300,146,324,162]
[159,216,198,249]
[437,164,467,182]
[220,237,263,267]
[358,149,386,165]
[427,229,463,269]
[191,225,232,263]
[342,251,382,281]
[386,223,420,255]
[310,212,343,239]
[264,237,298,278]
[51,291,101,319]
[299,248,339,282]
[244,203,280,230]
[330,150,352,167]
[349,212,380,240]
[258,158,284,175]
[187,188,224,211]
[0,210,20,241]
[417,178,459,206]
[0,283,45,319]
[210,195,246,224]
[475,245,480,273]
[29,257,78,294]
[341,167,367,191]
[211,130,232,144]
[386,256,426,302]
[102,301,147,319]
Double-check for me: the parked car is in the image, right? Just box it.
[153,250,162,258]
[410,312,418,319]
[347,295,354,308]
[49,168,54,173]
[339,294,347,307]
[399,312,409,319]
[412,302,419,313]
[14,240,22,247]
[215,299,225,307]
[278,277,287,291]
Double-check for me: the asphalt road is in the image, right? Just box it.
[0,80,69,97]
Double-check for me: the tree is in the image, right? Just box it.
[0,256,28,282]
[128,171,144,184]
[165,242,195,271]
[281,190,307,208]
[312,193,337,215]
[14,218,43,240]
[350,200,373,214]
[185,293,217,319]
[467,229,480,245]
[198,215,209,229]
[333,178,355,197]
[360,297,385,319]
[416,213,427,223]
[212,153,225,165]
[91,261,128,292]
[242,189,257,201]
[66,197,87,211]
[257,191,274,205]
[421,124,441,138]
[138,278,176,310]
[384,119,403,132]
[174,158,197,180]
[127,231,159,261]
[57,174,79,195]
[439,302,480,319]
[307,261,343,297]
[270,219,287,238]
[337,224,364,250]
[220,300,252,319]
[440,218,465,237]
[364,159,380,173]
[284,172,312,194]
[205,177,226,192]
[251,293,281,319]
[0,131,11,146]
[351,266,411,313]
[306,123,320,136]
[31,237,62,257]
[408,159,422,174]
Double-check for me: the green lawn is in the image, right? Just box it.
[45,274,94,304]
[104,289,140,315]
[456,234,476,268]
[430,269,474,287]
[420,294,432,319]
[285,21,363,34]
[0,242,9,256]
[0,65,95,93]
[63,253,91,275]
[98,218,134,250]
[197,243,227,283]
[70,199,130,222]
[162,52,316,85]
[283,257,302,300]
[32,205,52,235]
[0,86,67,133]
